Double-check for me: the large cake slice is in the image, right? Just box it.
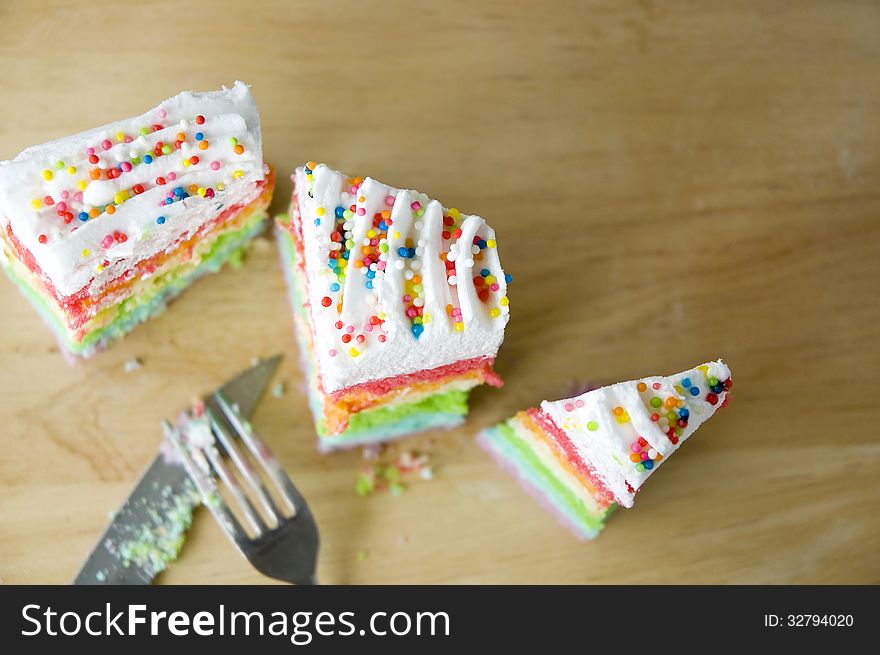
[479,361,732,539]
[277,162,511,451]
[0,81,274,358]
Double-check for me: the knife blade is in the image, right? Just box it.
[73,355,282,584]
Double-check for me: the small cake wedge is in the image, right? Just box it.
[277,162,511,451]
[479,361,733,539]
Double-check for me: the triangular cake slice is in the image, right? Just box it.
[479,361,732,538]
[0,81,274,358]
[277,162,511,451]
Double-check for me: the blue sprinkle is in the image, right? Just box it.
[712,384,724,394]
[477,239,487,248]
[689,386,700,396]
[156,216,166,225]
[407,247,416,258]
[397,247,409,257]
[480,268,490,277]
[378,221,387,230]
[143,154,153,164]
[411,324,424,338]
[174,186,186,198]
[504,273,513,283]
[330,283,340,292]
[342,251,350,260]
[314,218,321,226]
[643,460,654,470]
[78,212,89,221]
[165,198,173,205]
[335,206,345,218]
[681,377,692,388]
[366,280,373,289]
[679,407,690,419]
[366,270,375,279]
[195,132,204,141]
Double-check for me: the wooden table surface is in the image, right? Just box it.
[1,0,877,584]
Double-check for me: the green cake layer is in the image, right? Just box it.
[2,211,267,358]
[479,422,615,539]
[277,216,473,451]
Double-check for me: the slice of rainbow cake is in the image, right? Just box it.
[0,82,274,358]
[277,162,511,451]
[479,361,733,539]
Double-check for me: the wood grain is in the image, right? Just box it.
[0,0,877,584]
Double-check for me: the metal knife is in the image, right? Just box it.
[72,355,282,585]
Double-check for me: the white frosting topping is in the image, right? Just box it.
[541,360,732,507]
[293,163,511,394]
[0,81,264,297]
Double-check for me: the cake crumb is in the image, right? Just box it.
[356,549,369,561]
[271,381,285,398]
[123,357,142,373]
[355,449,434,497]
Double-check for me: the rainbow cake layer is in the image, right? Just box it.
[277,162,511,451]
[0,82,274,358]
[479,361,733,539]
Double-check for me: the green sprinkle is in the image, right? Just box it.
[587,421,599,431]
[650,397,662,408]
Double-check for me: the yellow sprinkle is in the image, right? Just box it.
[306,173,313,182]
[42,169,53,181]
[485,275,496,284]
[81,249,90,257]
[96,264,104,272]
[216,183,225,191]
[486,239,496,248]
[453,322,464,332]
[233,170,244,178]
[393,231,401,239]
[197,187,207,197]
[31,199,42,209]
[499,296,509,306]
[316,207,325,217]
[182,158,191,167]
[349,347,361,358]
[67,166,76,175]
[449,208,461,220]
[77,180,88,191]
[698,365,709,375]
[114,190,130,204]
[367,229,376,238]
[378,312,385,320]
[489,308,500,318]
[116,131,125,142]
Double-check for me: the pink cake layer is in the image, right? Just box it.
[527,407,621,506]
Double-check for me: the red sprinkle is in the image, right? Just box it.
[37,234,47,244]
[195,115,205,125]
[321,296,332,307]
[156,176,166,185]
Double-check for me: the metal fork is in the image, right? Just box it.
[164,392,319,585]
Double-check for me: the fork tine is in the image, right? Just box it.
[162,420,249,546]
[214,391,297,515]
[207,407,281,525]
[202,437,267,538]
